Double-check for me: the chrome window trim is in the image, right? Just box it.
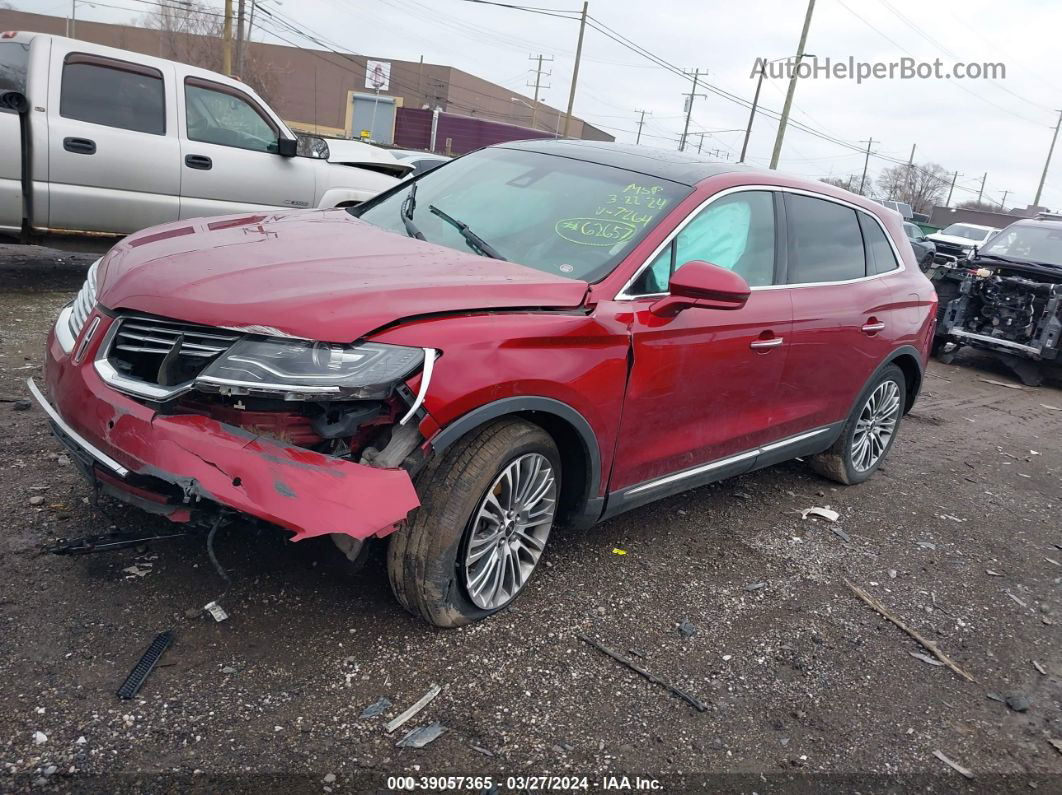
[25,377,130,477]
[616,184,906,300]
[622,425,832,498]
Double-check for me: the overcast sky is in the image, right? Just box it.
[11,0,1062,210]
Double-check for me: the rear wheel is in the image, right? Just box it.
[809,365,906,485]
[387,419,559,627]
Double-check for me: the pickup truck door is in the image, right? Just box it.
[45,46,181,234]
[177,77,316,217]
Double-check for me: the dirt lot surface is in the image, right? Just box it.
[0,243,1059,793]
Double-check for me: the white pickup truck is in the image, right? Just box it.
[0,31,404,239]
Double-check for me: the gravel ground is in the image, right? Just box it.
[0,243,1060,793]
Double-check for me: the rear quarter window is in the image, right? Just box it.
[785,193,867,284]
[859,212,901,275]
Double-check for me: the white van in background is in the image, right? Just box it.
[0,31,403,240]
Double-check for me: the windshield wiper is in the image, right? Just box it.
[428,205,507,260]
[975,253,1026,265]
[400,182,425,241]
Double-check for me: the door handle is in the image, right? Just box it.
[184,154,212,170]
[861,320,886,334]
[750,336,784,350]
[63,137,96,155]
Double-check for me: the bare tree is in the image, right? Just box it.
[875,162,949,214]
[821,175,860,193]
[140,2,278,106]
[956,199,1003,212]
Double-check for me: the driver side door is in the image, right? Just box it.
[608,189,793,505]
[178,77,315,218]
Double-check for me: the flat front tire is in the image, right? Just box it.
[387,419,560,627]
[809,364,906,485]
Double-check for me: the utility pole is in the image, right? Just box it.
[1033,109,1062,208]
[859,137,875,195]
[634,108,651,145]
[945,171,961,206]
[769,0,816,169]
[1000,190,1009,209]
[740,61,767,163]
[235,0,247,75]
[562,1,588,138]
[977,172,987,204]
[679,68,708,152]
[694,133,707,154]
[223,0,234,76]
[528,54,553,131]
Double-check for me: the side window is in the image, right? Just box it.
[786,194,867,284]
[60,56,165,135]
[185,80,278,153]
[860,213,900,275]
[629,191,777,294]
[630,244,674,294]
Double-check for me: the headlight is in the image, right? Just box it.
[69,258,101,339]
[195,338,427,401]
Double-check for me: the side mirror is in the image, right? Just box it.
[0,90,27,113]
[649,260,751,317]
[277,137,298,157]
[296,135,330,159]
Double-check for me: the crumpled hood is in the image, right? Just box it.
[97,209,589,341]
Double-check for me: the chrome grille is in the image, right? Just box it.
[105,315,241,390]
[68,258,99,340]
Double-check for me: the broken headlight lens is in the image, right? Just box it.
[197,338,425,401]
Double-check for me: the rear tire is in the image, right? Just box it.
[809,365,906,485]
[387,419,560,627]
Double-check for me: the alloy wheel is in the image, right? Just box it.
[461,453,557,610]
[851,380,902,472]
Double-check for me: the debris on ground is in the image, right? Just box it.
[1032,660,1046,675]
[470,745,494,757]
[11,399,31,411]
[933,749,975,780]
[360,697,392,719]
[122,563,153,579]
[577,633,707,712]
[396,722,446,748]
[677,619,698,637]
[830,527,851,542]
[985,569,1003,576]
[1049,739,1062,756]
[979,378,1024,390]
[385,684,442,734]
[909,652,944,667]
[744,582,767,591]
[32,731,47,745]
[1005,694,1030,712]
[611,548,627,555]
[800,506,839,522]
[29,495,44,506]
[203,601,229,623]
[844,579,975,682]
[116,630,174,700]
[1006,591,1028,608]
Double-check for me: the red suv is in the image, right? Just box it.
[31,141,936,626]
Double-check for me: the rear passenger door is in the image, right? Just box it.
[46,48,181,234]
[776,193,903,434]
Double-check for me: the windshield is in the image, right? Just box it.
[979,224,1062,267]
[353,147,691,281]
[941,223,992,241]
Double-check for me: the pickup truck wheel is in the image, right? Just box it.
[387,419,560,627]
[809,365,906,485]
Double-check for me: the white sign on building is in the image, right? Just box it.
[365,60,391,91]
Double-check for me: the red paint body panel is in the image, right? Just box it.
[38,150,936,547]
[42,315,420,541]
[96,209,589,342]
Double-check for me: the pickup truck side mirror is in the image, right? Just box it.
[649,260,751,317]
[0,90,28,113]
[276,137,298,157]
